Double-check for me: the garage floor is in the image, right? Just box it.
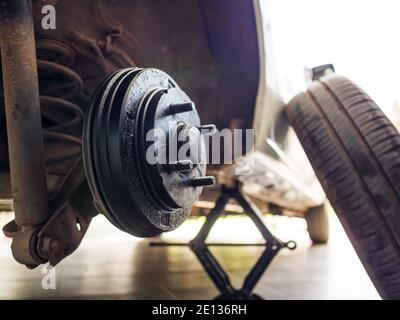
[0,210,379,300]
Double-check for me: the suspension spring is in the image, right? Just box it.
[36,38,84,195]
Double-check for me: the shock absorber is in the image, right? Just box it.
[36,38,84,195]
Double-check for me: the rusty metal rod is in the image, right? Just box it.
[0,0,49,227]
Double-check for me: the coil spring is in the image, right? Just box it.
[36,38,84,195]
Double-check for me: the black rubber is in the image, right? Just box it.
[286,74,400,299]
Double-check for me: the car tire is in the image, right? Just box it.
[286,74,400,299]
[305,203,329,244]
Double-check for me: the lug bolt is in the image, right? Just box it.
[197,124,217,135]
[191,176,216,187]
[170,102,194,115]
[166,160,194,172]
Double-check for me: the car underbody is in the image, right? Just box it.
[2,0,400,300]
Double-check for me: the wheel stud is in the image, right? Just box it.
[170,102,194,115]
[166,160,193,172]
[191,176,216,187]
[197,124,217,135]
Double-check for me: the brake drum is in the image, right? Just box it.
[83,68,215,237]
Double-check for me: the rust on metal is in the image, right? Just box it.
[0,0,49,265]
[37,202,91,266]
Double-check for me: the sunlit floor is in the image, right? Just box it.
[0,209,379,300]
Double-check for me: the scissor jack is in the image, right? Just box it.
[151,183,296,300]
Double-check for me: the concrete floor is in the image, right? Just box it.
[0,210,379,300]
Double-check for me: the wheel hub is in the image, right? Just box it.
[83,68,215,237]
